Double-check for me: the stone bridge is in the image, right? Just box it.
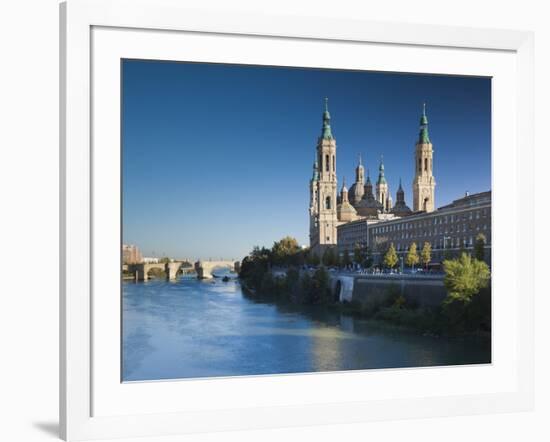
[127,261,194,281]
[195,260,240,279]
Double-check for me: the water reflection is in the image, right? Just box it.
[122,277,490,381]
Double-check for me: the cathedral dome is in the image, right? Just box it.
[337,200,358,222]
[348,182,364,205]
[354,194,383,218]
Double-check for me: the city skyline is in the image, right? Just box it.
[122,60,491,259]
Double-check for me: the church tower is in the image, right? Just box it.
[376,157,390,212]
[349,154,365,205]
[412,103,436,212]
[309,98,338,256]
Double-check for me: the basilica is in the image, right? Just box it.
[309,98,436,256]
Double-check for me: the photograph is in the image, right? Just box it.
[121,59,492,382]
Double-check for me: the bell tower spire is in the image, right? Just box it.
[309,97,338,256]
[321,97,333,140]
[376,155,390,212]
[412,102,436,212]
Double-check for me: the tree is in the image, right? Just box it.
[383,243,399,269]
[421,241,432,269]
[342,249,351,267]
[363,247,373,269]
[443,253,491,304]
[353,243,364,265]
[271,236,300,266]
[333,250,342,268]
[405,242,419,269]
[308,252,320,266]
[312,266,331,304]
[474,233,486,262]
[322,247,336,267]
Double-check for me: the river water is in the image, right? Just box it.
[122,275,490,382]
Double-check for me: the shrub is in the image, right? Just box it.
[443,253,491,304]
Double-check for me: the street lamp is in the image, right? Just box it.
[400,256,404,274]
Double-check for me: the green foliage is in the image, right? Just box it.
[260,271,276,294]
[322,247,337,267]
[474,233,486,262]
[352,242,372,268]
[342,249,351,267]
[353,242,364,264]
[405,242,419,268]
[239,246,271,289]
[393,295,406,309]
[363,247,373,268]
[333,251,341,268]
[383,243,399,269]
[312,266,332,304]
[443,253,491,304]
[421,241,432,268]
[159,257,171,264]
[291,267,331,305]
[441,285,491,333]
[308,251,320,266]
[271,236,301,266]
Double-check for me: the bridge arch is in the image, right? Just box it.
[194,260,239,279]
[127,261,194,281]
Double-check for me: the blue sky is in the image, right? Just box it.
[122,60,491,260]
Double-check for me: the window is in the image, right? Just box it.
[424,158,428,171]
[325,154,329,172]
[418,158,422,172]
[332,155,335,171]
[325,196,331,210]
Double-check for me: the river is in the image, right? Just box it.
[122,275,490,382]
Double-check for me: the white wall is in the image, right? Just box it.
[0,1,547,441]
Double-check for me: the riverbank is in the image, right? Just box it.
[239,268,491,338]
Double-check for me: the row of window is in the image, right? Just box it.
[371,208,490,235]
[381,223,489,240]
[389,235,487,252]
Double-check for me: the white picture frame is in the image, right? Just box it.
[60,0,534,440]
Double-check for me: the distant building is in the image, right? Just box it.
[142,256,159,264]
[122,244,143,264]
[368,191,491,264]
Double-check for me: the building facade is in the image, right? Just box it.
[368,191,491,264]
[122,244,143,264]
[337,214,397,257]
